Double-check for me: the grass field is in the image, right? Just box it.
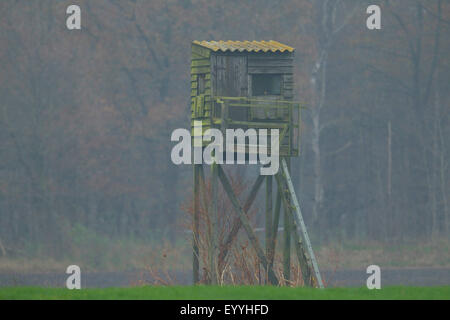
[0,286,449,300]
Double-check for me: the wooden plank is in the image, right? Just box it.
[198,165,209,213]
[282,158,291,282]
[191,59,211,68]
[248,66,293,74]
[268,188,282,267]
[213,55,248,99]
[192,44,211,58]
[248,58,293,67]
[210,162,219,285]
[283,89,294,99]
[191,66,211,74]
[265,175,273,283]
[192,52,207,59]
[192,57,211,61]
[193,164,201,284]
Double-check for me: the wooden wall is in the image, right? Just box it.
[209,51,294,100]
[211,54,248,97]
[191,46,296,153]
[191,44,213,139]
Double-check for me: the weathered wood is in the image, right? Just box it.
[218,166,278,285]
[280,159,324,288]
[218,174,265,274]
[192,44,211,58]
[193,164,201,284]
[191,57,211,62]
[248,58,293,68]
[268,187,282,268]
[283,89,294,99]
[192,52,207,59]
[212,55,248,120]
[198,165,210,216]
[191,66,211,74]
[282,158,291,282]
[248,66,293,74]
[191,59,211,68]
[212,54,247,97]
[275,172,312,287]
[210,163,219,284]
[265,175,273,284]
[290,212,313,287]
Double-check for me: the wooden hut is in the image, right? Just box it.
[190,40,300,157]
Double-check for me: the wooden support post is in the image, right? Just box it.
[198,165,209,211]
[265,175,272,283]
[218,166,279,285]
[268,187,282,268]
[210,162,219,284]
[282,158,291,282]
[193,164,201,284]
[290,213,313,287]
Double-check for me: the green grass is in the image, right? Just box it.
[0,286,449,300]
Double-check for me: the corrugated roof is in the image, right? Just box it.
[192,40,295,53]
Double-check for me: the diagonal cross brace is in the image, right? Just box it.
[218,165,279,285]
[218,174,265,273]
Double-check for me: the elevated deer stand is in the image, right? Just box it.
[190,40,323,288]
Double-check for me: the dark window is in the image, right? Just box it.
[252,74,282,96]
[198,74,206,94]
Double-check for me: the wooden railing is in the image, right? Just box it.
[212,96,302,157]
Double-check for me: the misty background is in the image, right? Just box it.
[0,0,449,274]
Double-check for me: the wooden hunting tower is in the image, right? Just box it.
[191,40,299,157]
[190,41,323,287]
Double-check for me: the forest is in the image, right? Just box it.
[0,0,449,268]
